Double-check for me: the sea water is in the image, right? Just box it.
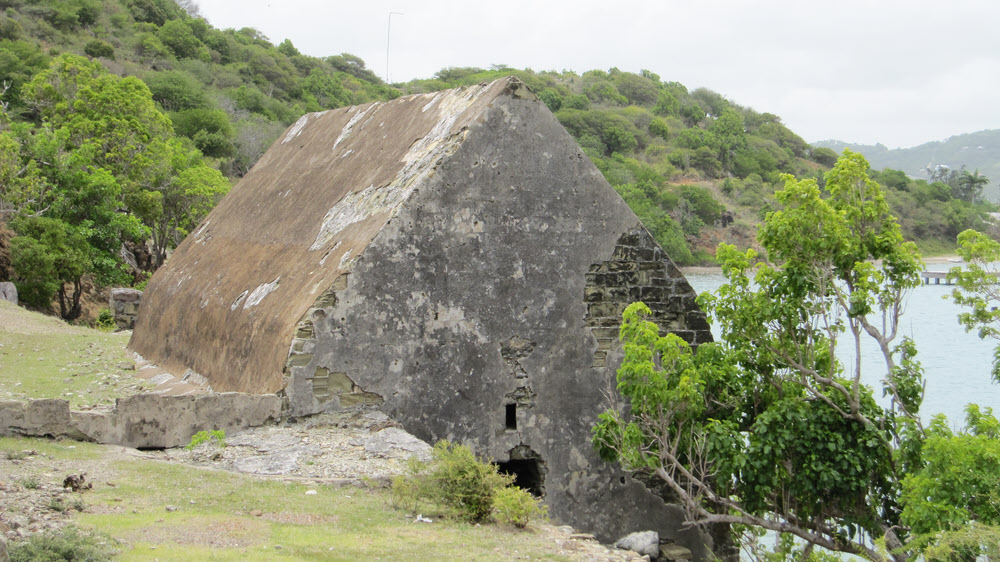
[685,269,1000,428]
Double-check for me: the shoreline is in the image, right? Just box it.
[680,255,964,277]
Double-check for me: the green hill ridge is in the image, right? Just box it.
[0,0,995,324]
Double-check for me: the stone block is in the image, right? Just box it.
[583,286,605,303]
[0,400,26,433]
[615,530,659,557]
[295,321,314,338]
[286,353,313,367]
[26,399,73,436]
[0,282,17,304]
[114,393,281,448]
[661,544,694,560]
[110,288,143,303]
[340,391,383,408]
[69,411,113,442]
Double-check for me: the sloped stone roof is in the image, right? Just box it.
[131,78,536,393]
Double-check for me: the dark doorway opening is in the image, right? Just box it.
[496,445,546,497]
[497,458,543,497]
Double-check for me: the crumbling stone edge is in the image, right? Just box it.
[0,393,281,449]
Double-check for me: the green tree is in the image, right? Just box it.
[949,229,1000,381]
[170,108,234,157]
[83,39,115,59]
[537,88,562,112]
[10,215,91,318]
[648,117,669,140]
[810,146,838,167]
[709,109,746,174]
[143,70,207,110]
[593,150,926,561]
[601,123,637,155]
[897,404,1000,562]
[953,169,989,203]
[158,19,209,61]
[143,141,230,267]
[562,93,589,110]
[653,90,680,117]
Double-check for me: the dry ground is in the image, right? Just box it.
[0,302,646,561]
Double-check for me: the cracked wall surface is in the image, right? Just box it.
[130,80,512,393]
[131,78,718,559]
[277,82,715,556]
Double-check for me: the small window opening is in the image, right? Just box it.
[505,403,517,430]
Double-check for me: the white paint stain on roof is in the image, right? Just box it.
[282,114,310,144]
[243,276,281,309]
[310,84,491,254]
[332,104,374,151]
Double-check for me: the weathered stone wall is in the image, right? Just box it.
[130,81,516,394]
[585,228,710,370]
[0,393,281,448]
[280,91,715,556]
[0,282,16,305]
[109,288,142,330]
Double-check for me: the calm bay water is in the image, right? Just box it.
[685,270,1000,427]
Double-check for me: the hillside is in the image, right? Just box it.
[815,130,1000,200]
[0,0,995,325]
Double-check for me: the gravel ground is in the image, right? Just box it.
[0,410,646,561]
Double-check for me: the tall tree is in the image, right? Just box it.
[953,169,989,203]
[593,150,926,561]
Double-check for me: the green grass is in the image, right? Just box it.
[3,436,574,561]
[0,436,104,461]
[914,237,959,259]
[78,462,569,560]
[0,303,153,408]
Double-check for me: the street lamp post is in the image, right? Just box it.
[386,11,403,84]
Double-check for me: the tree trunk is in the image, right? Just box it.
[59,279,82,321]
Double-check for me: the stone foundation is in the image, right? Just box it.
[110,288,142,330]
[0,393,281,449]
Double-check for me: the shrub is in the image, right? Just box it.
[392,441,546,526]
[94,308,115,331]
[492,486,547,528]
[562,93,589,110]
[648,117,669,140]
[83,40,114,59]
[8,526,120,562]
[425,441,511,522]
[185,429,226,450]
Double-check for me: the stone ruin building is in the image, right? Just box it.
[129,77,716,556]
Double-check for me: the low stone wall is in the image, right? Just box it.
[0,282,15,305]
[109,288,142,330]
[0,393,281,449]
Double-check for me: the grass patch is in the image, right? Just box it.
[0,302,152,408]
[7,525,120,562]
[66,452,572,560]
[915,237,959,259]
[0,436,104,461]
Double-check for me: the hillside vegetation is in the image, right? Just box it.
[0,0,994,323]
[816,130,1000,201]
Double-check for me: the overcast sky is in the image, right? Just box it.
[195,0,1000,149]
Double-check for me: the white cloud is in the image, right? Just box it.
[195,0,1000,147]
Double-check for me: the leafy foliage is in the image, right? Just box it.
[491,486,548,528]
[185,429,226,450]
[949,228,1000,381]
[8,525,120,562]
[392,441,546,527]
[594,151,934,561]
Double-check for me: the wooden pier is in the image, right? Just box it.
[921,271,951,285]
